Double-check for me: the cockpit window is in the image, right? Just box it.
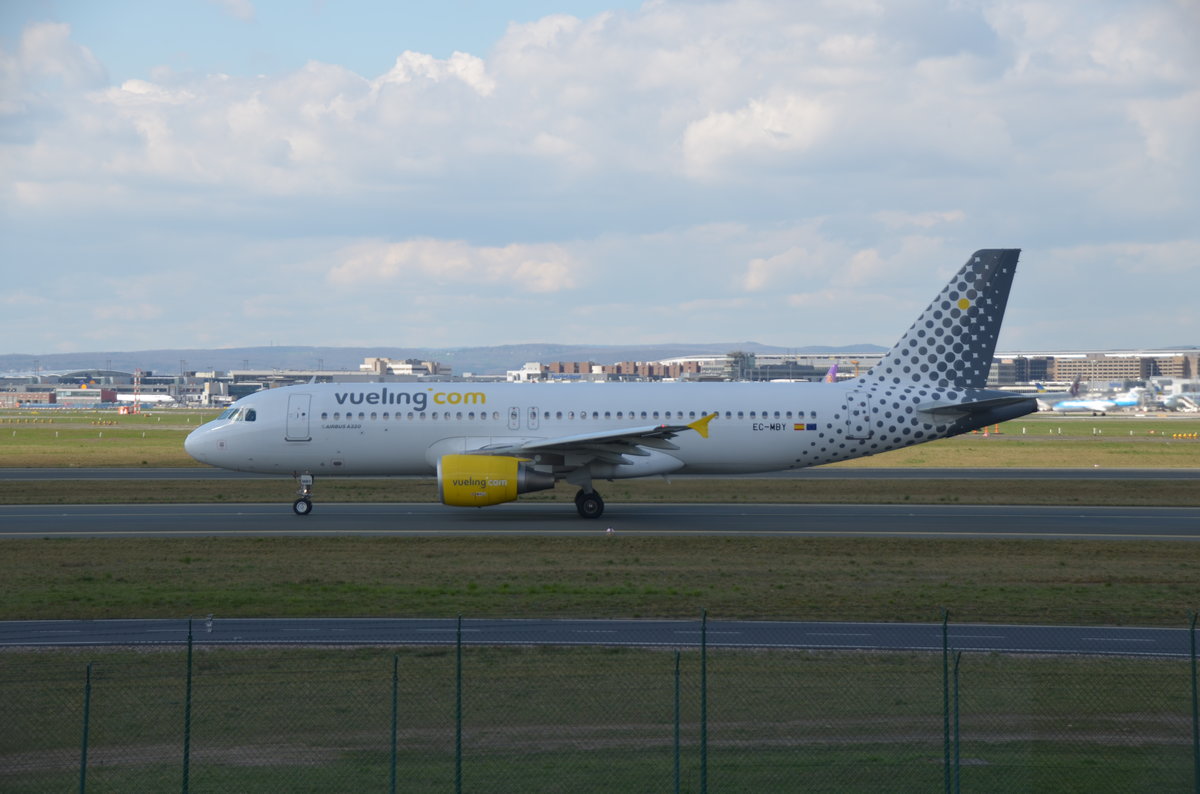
[218,408,238,421]
[244,409,256,422]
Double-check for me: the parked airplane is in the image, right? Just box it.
[1033,376,1081,411]
[184,249,1036,518]
[1051,387,1145,415]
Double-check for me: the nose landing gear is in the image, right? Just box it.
[293,473,314,515]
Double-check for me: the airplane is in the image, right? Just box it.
[184,249,1037,518]
[1033,376,1081,411]
[1051,387,1145,415]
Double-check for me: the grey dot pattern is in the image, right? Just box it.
[868,249,1020,391]
[795,249,1022,467]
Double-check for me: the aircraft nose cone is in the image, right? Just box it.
[184,428,210,464]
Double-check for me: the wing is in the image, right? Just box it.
[467,413,716,466]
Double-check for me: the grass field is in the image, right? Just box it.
[1,409,1199,469]
[0,645,1192,792]
[1,409,1198,624]
[2,410,1198,787]
[2,535,1197,624]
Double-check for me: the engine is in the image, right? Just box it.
[437,455,556,507]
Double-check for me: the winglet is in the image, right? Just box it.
[688,412,717,439]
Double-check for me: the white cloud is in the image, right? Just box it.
[682,94,833,179]
[1,1,1197,351]
[874,210,966,230]
[208,0,256,23]
[327,239,581,294]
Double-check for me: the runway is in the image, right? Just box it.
[2,502,1200,540]
[0,617,1190,658]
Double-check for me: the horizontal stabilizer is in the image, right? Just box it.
[918,395,1036,416]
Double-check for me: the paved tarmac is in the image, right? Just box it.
[0,617,1190,657]
[2,502,1199,540]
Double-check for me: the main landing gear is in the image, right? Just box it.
[574,489,604,519]
[293,473,314,515]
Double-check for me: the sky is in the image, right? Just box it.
[2,0,1198,355]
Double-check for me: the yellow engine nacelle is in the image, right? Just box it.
[437,455,556,507]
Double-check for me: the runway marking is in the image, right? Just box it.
[807,632,873,637]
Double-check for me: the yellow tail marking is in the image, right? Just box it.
[688,412,717,439]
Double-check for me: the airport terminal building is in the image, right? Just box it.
[2,350,1197,408]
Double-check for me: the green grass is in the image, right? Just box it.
[0,646,1191,792]
[1,410,1199,468]
[2,535,1197,624]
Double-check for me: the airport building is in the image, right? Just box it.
[2,349,1197,407]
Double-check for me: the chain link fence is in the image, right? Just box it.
[2,614,1197,792]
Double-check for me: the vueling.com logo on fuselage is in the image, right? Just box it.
[332,388,486,412]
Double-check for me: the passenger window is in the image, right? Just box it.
[641,411,647,419]
[605,412,611,419]
[750,412,756,419]
[616,412,623,419]
[456,412,463,420]
[321,412,328,420]
[774,411,780,419]
[653,411,659,419]
[370,412,377,420]
[568,411,575,419]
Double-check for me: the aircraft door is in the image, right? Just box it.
[508,406,520,431]
[286,394,312,441]
[843,389,874,440]
[528,406,539,430]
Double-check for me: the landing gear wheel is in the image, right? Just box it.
[575,490,604,519]
[293,498,313,516]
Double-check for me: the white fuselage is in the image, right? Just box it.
[184,378,1000,478]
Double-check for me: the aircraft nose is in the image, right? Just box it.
[184,427,211,464]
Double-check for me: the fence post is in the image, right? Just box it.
[455,615,463,794]
[674,650,681,794]
[942,608,950,794]
[182,619,193,794]
[79,662,92,794]
[953,650,962,794]
[700,608,708,794]
[390,655,398,794]
[1190,611,1198,793]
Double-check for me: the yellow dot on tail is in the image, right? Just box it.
[957,298,970,310]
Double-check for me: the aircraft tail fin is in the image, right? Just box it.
[865,249,1020,390]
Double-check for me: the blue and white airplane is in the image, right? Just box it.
[1051,387,1145,415]
[185,249,1036,518]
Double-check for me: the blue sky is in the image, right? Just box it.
[2,0,1198,354]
